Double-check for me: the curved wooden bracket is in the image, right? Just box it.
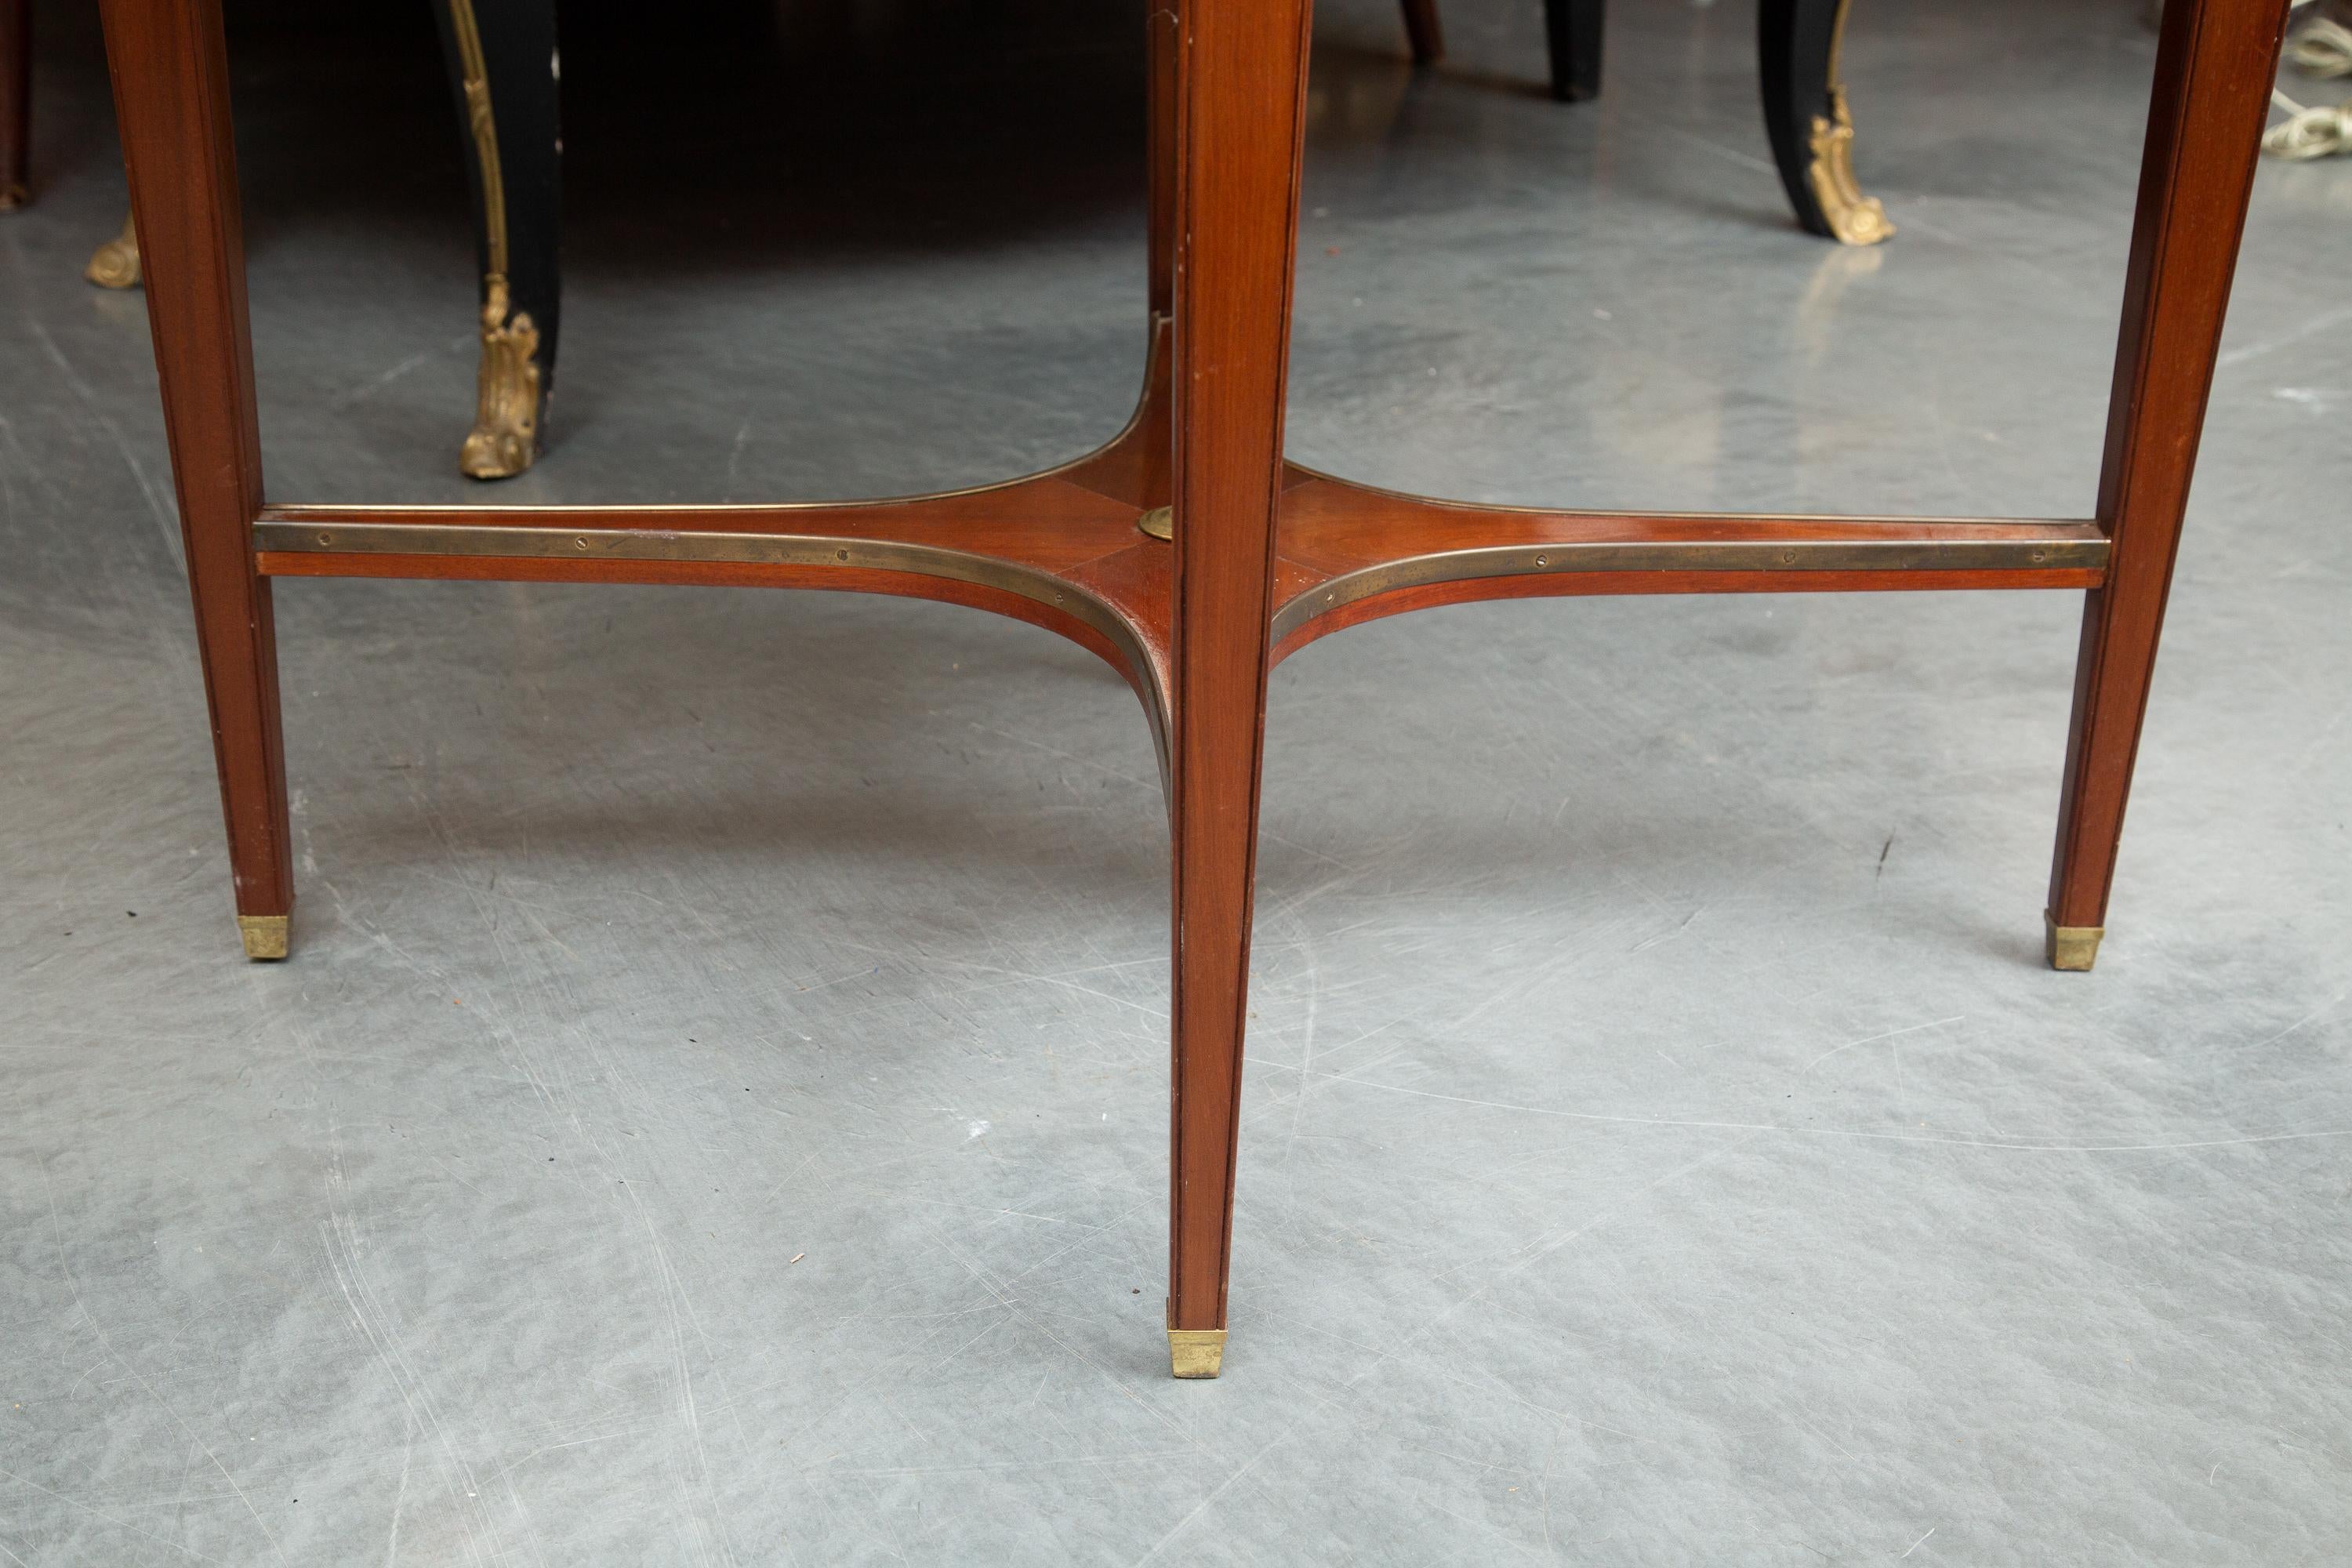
[252,315,2106,819]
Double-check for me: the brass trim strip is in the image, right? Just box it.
[259,515,1171,789]
[1271,531,2109,643]
[1277,463,2088,535]
[254,513,1158,688]
[259,517,1116,614]
[262,519,1060,571]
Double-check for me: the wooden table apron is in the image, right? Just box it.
[95,0,2289,1378]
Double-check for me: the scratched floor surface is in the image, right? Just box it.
[4,0,2350,1562]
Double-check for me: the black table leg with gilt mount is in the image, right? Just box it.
[67,0,567,477]
[1762,0,1895,244]
[1399,0,1895,244]
[430,0,562,479]
[0,0,27,211]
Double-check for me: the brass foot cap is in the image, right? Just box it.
[238,915,289,962]
[1137,506,1173,542]
[2044,913,2102,972]
[1167,1327,1225,1379]
[0,184,27,213]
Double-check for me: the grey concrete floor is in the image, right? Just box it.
[5,0,2351,1561]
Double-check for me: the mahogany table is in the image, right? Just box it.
[97,0,2288,1378]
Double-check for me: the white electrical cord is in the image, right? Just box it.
[2265,12,2352,158]
[2285,16,2352,78]
[2267,89,2352,158]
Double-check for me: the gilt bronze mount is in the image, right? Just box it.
[85,209,141,288]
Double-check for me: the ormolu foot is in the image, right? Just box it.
[1806,89,1894,246]
[459,274,541,480]
[85,212,142,289]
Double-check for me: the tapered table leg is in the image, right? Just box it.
[98,0,294,960]
[1163,0,1316,1380]
[2045,0,2287,971]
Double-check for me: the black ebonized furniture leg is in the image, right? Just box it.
[1400,0,1445,65]
[1543,0,1604,102]
[1,0,28,209]
[429,0,562,479]
[1759,0,1892,243]
[1411,0,1602,100]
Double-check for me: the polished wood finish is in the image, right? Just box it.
[1406,0,1863,237]
[1269,483,2104,656]
[245,402,2107,703]
[100,0,294,935]
[0,0,27,209]
[1163,0,1316,1350]
[101,0,2283,1369]
[2049,0,2288,937]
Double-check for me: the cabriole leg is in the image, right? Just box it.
[1163,0,1315,1379]
[430,0,561,480]
[2046,0,2287,970]
[1759,0,1892,243]
[97,0,295,960]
